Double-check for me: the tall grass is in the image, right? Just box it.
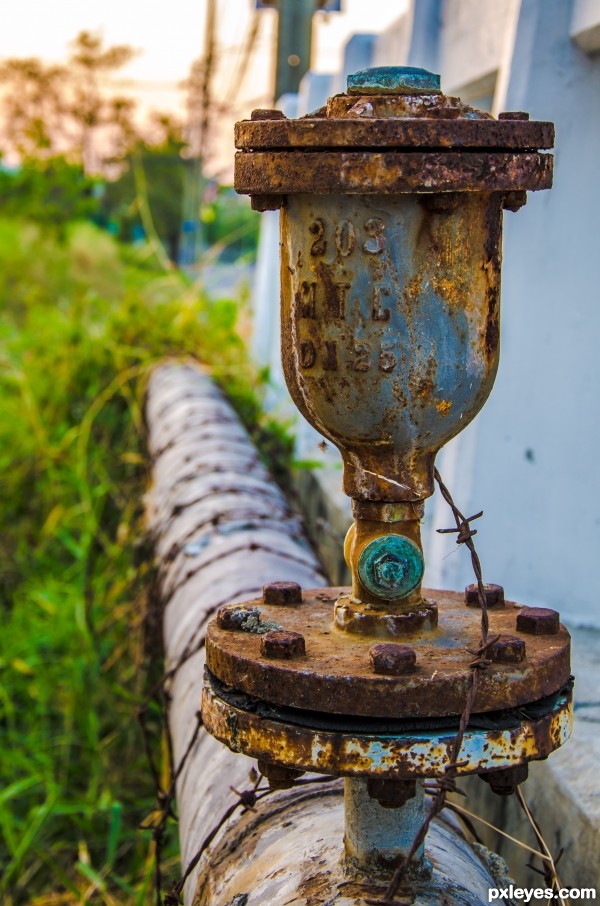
[0,219,284,903]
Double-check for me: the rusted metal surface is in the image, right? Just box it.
[192,788,513,905]
[235,149,553,195]
[236,117,555,151]
[516,606,560,635]
[202,672,573,778]
[279,191,504,503]
[262,580,303,605]
[334,594,438,637]
[369,643,417,676]
[205,588,571,718]
[465,582,505,607]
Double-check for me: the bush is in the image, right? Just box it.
[0,219,276,903]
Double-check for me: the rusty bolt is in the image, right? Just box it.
[487,634,526,664]
[263,581,302,606]
[370,643,417,676]
[250,194,284,212]
[516,606,560,635]
[498,111,530,121]
[479,764,528,796]
[250,108,286,121]
[260,630,305,659]
[465,583,505,608]
[257,759,304,790]
[217,604,261,631]
[367,777,417,809]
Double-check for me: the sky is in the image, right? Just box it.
[0,0,407,176]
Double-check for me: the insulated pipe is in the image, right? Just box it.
[145,361,511,905]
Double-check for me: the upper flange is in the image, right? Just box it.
[205,587,571,719]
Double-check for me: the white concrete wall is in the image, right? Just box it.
[427,0,600,630]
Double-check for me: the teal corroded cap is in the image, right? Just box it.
[358,535,424,601]
[347,66,441,96]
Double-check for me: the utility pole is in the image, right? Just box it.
[274,0,316,101]
[180,0,217,267]
[256,0,341,102]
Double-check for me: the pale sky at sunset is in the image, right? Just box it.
[1,1,407,176]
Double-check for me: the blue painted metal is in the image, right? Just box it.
[344,778,426,866]
[280,192,502,502]
[358,534,424,600]
[347,65,441,95]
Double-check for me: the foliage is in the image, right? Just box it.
[0,218,285,903]
[0,32,137,170]
[0,158,100,232]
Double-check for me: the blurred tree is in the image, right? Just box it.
[0,31,138,172]
[0,157,100,231]
[101,115,185,260]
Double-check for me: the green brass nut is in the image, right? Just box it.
[358,535,424,601]
[347,66,441,96]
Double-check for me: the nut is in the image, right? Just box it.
[217,604,261,631]
[516,607,560,635]
[465,583,505,608]
[250,194,284,212]
[367,777,417,808]
[487,634,526,664]
[498,111,530,120]
[263,581,302,606]
[257,759,304,789]
[479,764,528,796]
[250,108,286,121]
[370,643,417,676]
[260,630,305,659]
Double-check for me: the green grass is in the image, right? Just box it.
[0,218,288,904]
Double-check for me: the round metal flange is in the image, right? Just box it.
[202,670,573,779]
[235,150,553,196]
[205,588,571,719]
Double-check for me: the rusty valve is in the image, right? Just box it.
[201,66,571,878]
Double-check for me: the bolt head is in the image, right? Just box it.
[370,643,417,676]
[479,764,528,796]
[257,759,304,789]
[347,66,441,96]
[217,604,261,631]
[366,777,417,808]
[498,111,530,121]
[358,535,424,601]
[487,634,526,664]
[250,108,286,121]
[516,607,560,635]
[465,583,505,608]
[263,581,302,606]
[260,630,305,659]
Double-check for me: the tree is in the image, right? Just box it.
[0,31,138,172]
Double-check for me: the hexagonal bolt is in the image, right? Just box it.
[487,634,526,664]
[464,583,505,608]
[516,607,560,635]
[250,108,286,121]
[217,604,261,631]
[260,630,306,659]
[257,759,304,790]
[370,643,417,676]
[263,581,302,606]
[367,777,417,809]
[479,764,528,796]
[358,535,424,601]
[498,111,530,121]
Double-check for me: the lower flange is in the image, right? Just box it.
[202,670,573,779]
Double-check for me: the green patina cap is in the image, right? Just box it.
[347,66,441,96]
